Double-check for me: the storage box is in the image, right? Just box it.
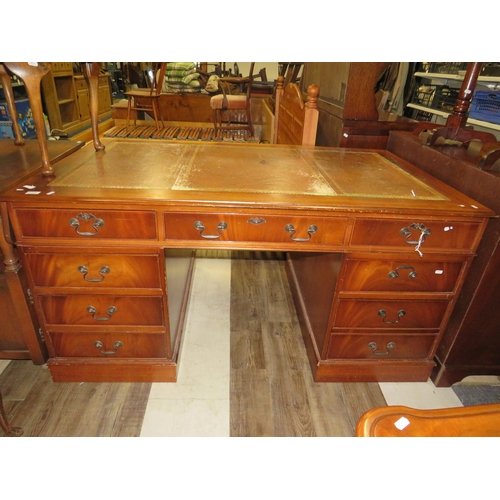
[469,91,500,125]
[0,98,37,138]
[0,121,15,139]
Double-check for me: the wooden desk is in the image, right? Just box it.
[0,139,494,383]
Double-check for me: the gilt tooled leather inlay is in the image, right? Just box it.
[49,141,446,200]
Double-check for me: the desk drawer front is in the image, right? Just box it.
[15,209,157,240]
[39,295,164,326]
[327,334,436,359]
[27,253,162,289]
[333,299,449,330]
[350,219,482,252]
[164,212,348,246]
[341,258,464,293]
[50,332,167,358]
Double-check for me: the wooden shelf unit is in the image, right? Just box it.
[41,63,112,136]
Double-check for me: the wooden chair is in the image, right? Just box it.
[210,62,255,137]
[125,62,166,130]
[356,403,500,437]
[273,75,319,146]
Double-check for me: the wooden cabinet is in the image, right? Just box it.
[41,63,112,136]
[299,63,419,149]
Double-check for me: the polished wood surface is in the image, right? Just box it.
[356,403,500,437]
[0,139,494,383]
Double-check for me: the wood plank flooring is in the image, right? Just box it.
[230,251,387,437]
[1,251,387,437]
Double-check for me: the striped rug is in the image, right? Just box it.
[105,125,259,143]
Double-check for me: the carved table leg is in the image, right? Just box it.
[0,390,23,437]
[0,64,25,145]
[82,62,105,151]
[3,62,54,176]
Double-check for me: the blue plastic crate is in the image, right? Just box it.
[469,91,500,125]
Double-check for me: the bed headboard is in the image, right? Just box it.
[274,76,319,146]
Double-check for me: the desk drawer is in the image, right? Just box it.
[164,212,348,246]
[333,299,449,330]
[327,334,436,359]
[341,258,464,293]
[350,218,482,253]
[27,253,162,289]
[39,295,164,326]
[14,209,157,240]
[50,332,167,358]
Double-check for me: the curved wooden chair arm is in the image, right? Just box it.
[356,403,500,437]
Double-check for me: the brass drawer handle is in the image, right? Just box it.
[78,265,110,282]
[388,265,417,279]
[284,224,318,242]
[87,305,117,321]
[378,309,406,324]
[94,340,122,355]
[368,341,395,356]
[400,223,431,257]
[69,212,105,236]
[194,220,228,239]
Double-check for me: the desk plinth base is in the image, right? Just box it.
[47,358,178,383]
[312,359,435,383]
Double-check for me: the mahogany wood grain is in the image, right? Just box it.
[39,295,164,327]
[327,334,436,359]
[340,258,464,293]
[50,332,167,358]
[26,252,162,289]
[333,299,449,330]
[15,208,158,240]
[356,403,500,437]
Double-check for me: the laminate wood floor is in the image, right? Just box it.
[230,251,387,437]
[1,251,386,437]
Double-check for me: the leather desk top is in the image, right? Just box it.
[0,139,494,219]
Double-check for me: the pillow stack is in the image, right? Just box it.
[161,62,203,93]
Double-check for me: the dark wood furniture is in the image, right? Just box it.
[210,62,255,137]
[387,130,500,386]
[0,389,23,436]
[125,62,166,130]
[0,138,493,383]
[299,63,420,148]
[356,403,500,437]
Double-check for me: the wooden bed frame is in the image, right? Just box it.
[261,76,319,146]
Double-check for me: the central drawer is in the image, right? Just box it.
[164,212,348,246]
[39,295,164,326]
[26,252,162,289]
[14,208,158,240]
